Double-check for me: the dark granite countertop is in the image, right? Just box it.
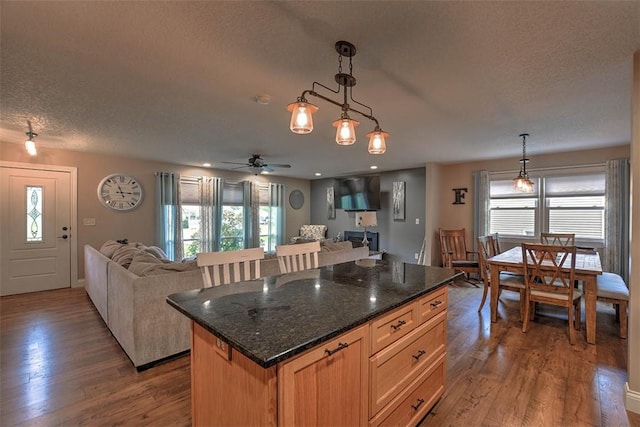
[167,258,460,368]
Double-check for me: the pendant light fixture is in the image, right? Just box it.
[24,120,37,156]
[513,133,534,193]
[287,41,389,154]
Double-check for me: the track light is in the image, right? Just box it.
[25,121,37,156]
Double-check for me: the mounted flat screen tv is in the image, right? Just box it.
[334,175,381,211]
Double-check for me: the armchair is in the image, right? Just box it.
[290,224,328,244]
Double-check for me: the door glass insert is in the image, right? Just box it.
[26,186,43,242]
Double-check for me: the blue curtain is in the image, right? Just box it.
[155,172,182,261]
[200,176,223,252]
[604,158,630,283]
[472,170,489,251]
[243,181,260,248]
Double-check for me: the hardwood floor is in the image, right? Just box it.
[1,284,637,426]
[0,288,190,426]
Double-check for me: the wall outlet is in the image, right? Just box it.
[83,218,96,226]
[414,253,419,260]
[415,218,420,225]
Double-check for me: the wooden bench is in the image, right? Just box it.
[596,272,629,339]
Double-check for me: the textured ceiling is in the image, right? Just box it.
[1,1,639,179]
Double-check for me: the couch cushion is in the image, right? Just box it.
[320,241,353,252]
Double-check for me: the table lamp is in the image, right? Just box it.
[356,211,377,247]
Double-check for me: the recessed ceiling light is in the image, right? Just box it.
[370,165,378,169]
[203,163,211,167]
[314,172,322,176]
[255,94,271,105]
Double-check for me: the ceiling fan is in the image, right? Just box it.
[221,154,291,175]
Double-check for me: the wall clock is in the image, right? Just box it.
[97,173,144,211]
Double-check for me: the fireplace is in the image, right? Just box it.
[343,231,379,252]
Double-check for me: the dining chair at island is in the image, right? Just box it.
[521,243,581,345]
[477,235,526,318]
[276,240,320,273]
[197,247,265,287]
[540,232,575,246]
[439,228,480,285]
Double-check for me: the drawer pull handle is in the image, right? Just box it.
[411,398,425,411]
[325,342,349,356]
[390,320,407,331]
[430,300,442,308]
[412,349,426,360]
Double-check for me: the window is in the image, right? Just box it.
[489,169,605,242]
[26,186,43,242]
[178,177,283,255]
[221,182,244,251]
[258,184,280,252]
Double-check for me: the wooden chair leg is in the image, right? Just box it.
[477,280,489,312]
[619,301,628,339]
[522,296,531,333]
[519,290,526,323]
[574,300,581,331]
[568,304,576,345]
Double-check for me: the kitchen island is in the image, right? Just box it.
[167,258,460,426]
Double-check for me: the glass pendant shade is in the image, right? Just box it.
[25,139,37,156]
[287,101,318,134]
[332,117,359,145]
[367,129,388,154]
[513,174,534,193]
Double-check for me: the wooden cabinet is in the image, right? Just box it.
[278,324,369,426]
[369,286,448,425]
[189,286,448,427]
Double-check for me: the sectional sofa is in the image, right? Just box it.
[84,240,369,369]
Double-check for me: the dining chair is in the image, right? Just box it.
[197,247,265,287]
[540,232,575,246]
[275,241,321,274]
[439,228,480,285]
[521,243,581,344]
[477,235,526,318]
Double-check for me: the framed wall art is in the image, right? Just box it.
[392,181,405,220]
[327,186,335,219]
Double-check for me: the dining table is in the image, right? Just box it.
[487,245,603,344]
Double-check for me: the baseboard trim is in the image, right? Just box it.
[625,382,640,414]
[73,278,85,288]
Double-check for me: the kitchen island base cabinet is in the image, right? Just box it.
[191,322,277,426]
[187,284,449,426]
[278,324,369,426]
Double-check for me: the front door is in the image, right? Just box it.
[1,165,72,295]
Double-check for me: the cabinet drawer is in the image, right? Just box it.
[417,287,447,325]
[370,353,445,427]
[369,311,446,416]
[371,303,416,355]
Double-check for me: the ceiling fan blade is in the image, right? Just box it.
[262,166,274,172]
[267,163,291,168]
[221,161,250,165]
